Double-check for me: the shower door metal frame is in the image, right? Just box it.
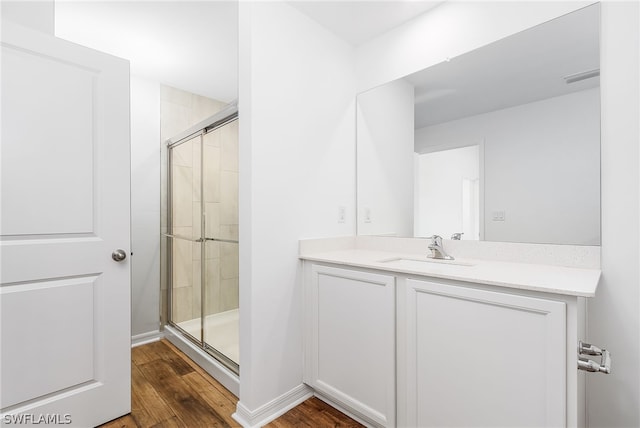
[165,101,239,375]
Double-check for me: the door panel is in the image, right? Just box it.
[1,42,94,235]
[0,22,131,426]
[202,119,239,370]
[1,277,96,408]
[169,134,202,330]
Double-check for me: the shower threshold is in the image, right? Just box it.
[164,319,239,397]
[176,308,240,365]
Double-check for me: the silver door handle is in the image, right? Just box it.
[112,249,127,262]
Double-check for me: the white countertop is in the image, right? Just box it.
[300,248,601,297]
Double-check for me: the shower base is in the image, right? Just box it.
[176,308,239,365]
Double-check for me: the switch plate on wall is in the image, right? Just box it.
[338,206,346,223]
[492,211,506,221]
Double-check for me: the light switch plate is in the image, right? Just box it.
[492,210,506,221]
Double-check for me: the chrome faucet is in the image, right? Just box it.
[427,235,454,260]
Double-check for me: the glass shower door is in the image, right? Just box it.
[167,111,239,374]
[168,133,204,343]
[202,119,239,370]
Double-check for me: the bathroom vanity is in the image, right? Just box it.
[299,4,604,427]
[300,237,602,428]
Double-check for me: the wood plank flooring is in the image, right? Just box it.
[99,339,362,428]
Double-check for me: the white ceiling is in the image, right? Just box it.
[54,1,443,101]
[55,1,239,102]
[287,1,442,46]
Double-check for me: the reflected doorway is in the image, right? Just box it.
[414,144,481,240]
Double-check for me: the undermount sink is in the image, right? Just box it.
[378,257,475,270]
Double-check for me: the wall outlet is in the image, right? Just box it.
[492,210,506,221]
[338,206,346,223]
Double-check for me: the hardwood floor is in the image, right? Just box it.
[99,339,362,428]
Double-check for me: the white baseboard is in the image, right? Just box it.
[131,330,163,347]
[232,384,313,428]
[313,392,378,428]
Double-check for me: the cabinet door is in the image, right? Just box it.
[402,279,566,427]
[306,265,395,427]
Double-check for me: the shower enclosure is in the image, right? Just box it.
[165,104,239,375]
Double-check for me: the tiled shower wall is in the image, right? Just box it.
[160,85,239,325]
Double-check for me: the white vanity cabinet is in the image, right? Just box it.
[397,277,580,428]
[303,261,588,428]
[303,264,396,427]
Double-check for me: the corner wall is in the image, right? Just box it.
[589,2,639,427]
[130,76,161,339]
[237,1,356,422]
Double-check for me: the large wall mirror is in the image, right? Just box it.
[357,4,600,246]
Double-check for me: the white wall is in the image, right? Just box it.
[358,2,639,427]
[1,1,54,34]
[238,0,356,418]
[589,2,639,427]
[130,76,161,338]
[416,89,600,245]
[357,79,414,236]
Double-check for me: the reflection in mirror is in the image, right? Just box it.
[415,145,481,240]
[356,4,600,245]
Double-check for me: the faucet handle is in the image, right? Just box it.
[451,232,464,240]
[428,235,443,245]
[426,235,454,260]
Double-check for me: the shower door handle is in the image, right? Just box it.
[112,249,127,262]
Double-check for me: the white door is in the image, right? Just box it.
[0,22,131,427]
